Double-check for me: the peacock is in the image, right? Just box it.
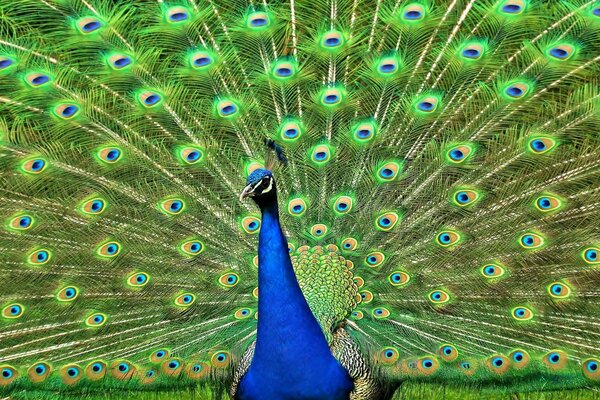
[0,0,600,399]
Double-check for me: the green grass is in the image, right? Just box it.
[11,383,599,399]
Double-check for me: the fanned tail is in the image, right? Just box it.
[0,0,599,396]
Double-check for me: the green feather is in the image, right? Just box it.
[0,0,599,397]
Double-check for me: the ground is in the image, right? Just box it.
[11,383,599,399]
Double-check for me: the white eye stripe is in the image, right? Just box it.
[262,178,273,194]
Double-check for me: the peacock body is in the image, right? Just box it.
[0,0,600,399]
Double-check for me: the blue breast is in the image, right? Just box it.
[237,201,353,399]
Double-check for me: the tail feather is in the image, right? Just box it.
[0,0,599,395]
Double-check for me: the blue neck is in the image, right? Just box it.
[238,198,353,399]
[252,201,334,370]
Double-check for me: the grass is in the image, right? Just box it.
[12,383,599,399]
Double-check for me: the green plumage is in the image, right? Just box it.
[0,0,599,398]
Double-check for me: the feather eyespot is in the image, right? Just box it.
[351,310,364,320]
[582,247,599,264]
[28,362,51,383]
[97,241,121,258]
[85,361,107,381]
[547,44,575,61]
[360,290,373,303]
[0,56,15,71]
[583,358,600,380]
[216,99,239,118]
[279,118,303,142]
[234,308,253,319]
[417,357,439,375]
[509,349,530,368]
[376,212,399,231]
[272,59,297,80]
[161,359,183,376]
[512,306,533,320]
[76,17,104,34]
[85,313,107,327]
[459,42,485,60]
[372,307,390,319]
[107,54,133,70]
[414,95,440,114]
[365,252,385,267]
[534,194,562,212]
[159,198,186,215]
[288,197,307,216]
[28,249,51,266]
[527,136,556,154]
[320,30,345,49]
[186,362,209,379]
[401,4,426,22]
[319,87,345,107]
[376,56,400,76]
[60,365,82,385]
[459,361,476,375]
[452,189,481,207]
[352,120,378,143]
[54,103,80,119]
[178,146,204,165]
[548,282,571,299]
[150,349,170,363]
[502,81,531,100]
[2,303,24,319]
[429,290,450,304]
[211,351,230,368]
[97,147,122,164]
[333,195,353,215]
[519,232,545,249]
[446,144,473,163]
[180,240,204,256]
[111,360,136,380]
[57,286,80,302]
[310,144,333,165]
[174,293,196,307]
[21,158,47,174]
[246,11,270,29]
[341,237,358,252]
[310,224,328,239]
[487,355,510,374]
[7,214,34,231]
[138,91,163,108]
[0,365,18,386]
[353,276,365,288]
[389,271,410,286]
[543,350,568,370]
[25,72,52,87]
[245,161,265,177]
[127,272,149,287]
[189,51,215,70]
[218,273,239,288]
[79,197,107,215]
[376,161,402,182]
[436,230,461,247]
[241,216,261,234]
[499,0,526,15]
[141,369,157,384]
[439,345,458,362]
[166,7,190,24]
[481,263,506,279]
[380,347,399,364]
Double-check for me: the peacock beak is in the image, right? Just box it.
[239,184,255,201]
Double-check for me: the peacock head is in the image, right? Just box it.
[240,168,277,206]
